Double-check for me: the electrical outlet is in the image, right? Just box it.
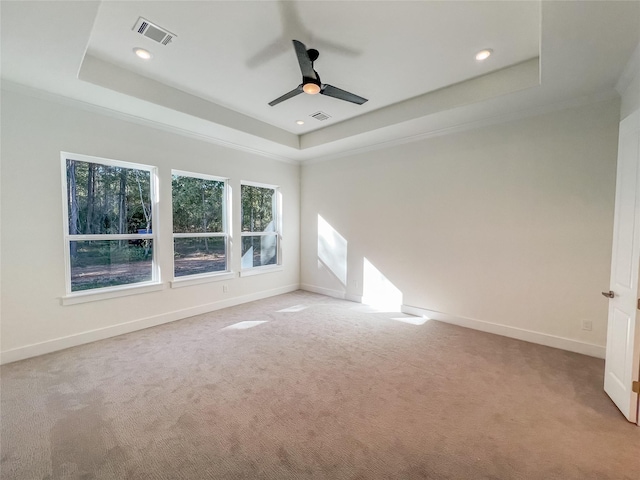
[223,285,228,293]
[581,320,593,331]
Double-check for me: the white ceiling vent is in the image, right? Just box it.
[310,111,331,121]
[133,17,176,46]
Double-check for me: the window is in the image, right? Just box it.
[241,182,280,269]
[172,171,229,278]
[62,153,158,294]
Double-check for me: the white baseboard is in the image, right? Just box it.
[344,293,363,303]
[1,284,300,365]
[297,287,605,358]
[300,283,362,304]
[402,304,606,359]
[300,283,346,299]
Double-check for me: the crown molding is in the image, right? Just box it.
[1,79,620,169]
[302,88,619,165]
[0,80,301,165]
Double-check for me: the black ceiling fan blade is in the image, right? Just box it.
[268,84,304,106]
[292,40,317,80]
[320,84,368,105]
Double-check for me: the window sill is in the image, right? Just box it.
[61,282,165,306]
[240,266,283,277]
[170,271,236,289]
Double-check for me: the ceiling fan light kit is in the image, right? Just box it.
[303,82,321,95]
[269,40,368,106]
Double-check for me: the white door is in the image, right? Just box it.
[604,109,640,424]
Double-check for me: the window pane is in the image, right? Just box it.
[66,159,152,235]
[241,185,274,232]
[172,175,225,233]
[241,235,277,268]
[70,240,153,292]
[174,237,226,277]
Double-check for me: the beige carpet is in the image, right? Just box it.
[1,290,638,479]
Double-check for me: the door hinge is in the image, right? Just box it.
[633,381,640,394]
[637,298,640,310]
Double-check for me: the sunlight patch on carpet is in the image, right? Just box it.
[221,321,268,330]
[350,305,385,313]
[390,316,430,326]
[277,305,308,313]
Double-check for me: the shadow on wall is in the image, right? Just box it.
[317,214,403,312]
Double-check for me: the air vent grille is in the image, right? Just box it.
[137,21,148,34]
[310,111,331,121]
[133,17,176,46]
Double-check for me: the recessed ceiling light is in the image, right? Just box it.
[475,49,493,61]
[133,48,153,60]
[296,120,305,125]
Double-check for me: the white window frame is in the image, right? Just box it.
[171,170,232,286]
[240,180,282,276]
[60,152,161,304]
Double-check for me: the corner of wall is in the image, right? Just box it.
[617,41,640,119]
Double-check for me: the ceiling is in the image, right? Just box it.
[85,1,540,133]
[1,1,639,163]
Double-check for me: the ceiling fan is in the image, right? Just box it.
[268,40,368,107]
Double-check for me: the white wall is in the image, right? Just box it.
[619,42,640,120]
[0,89,300,363]
[300,99,621,356]
[620,73,640,119]
[0,87,625,362]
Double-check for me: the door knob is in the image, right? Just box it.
[601,290,614,298]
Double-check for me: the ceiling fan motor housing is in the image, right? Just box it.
[303,76,321,87]
[307,49,320,62]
